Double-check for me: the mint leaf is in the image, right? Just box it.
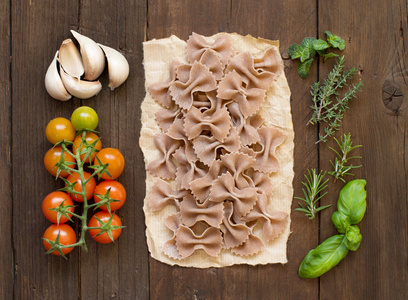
[323,52,339,62]
[317,49,326,56]
[300,47,310,62]
[298,58,314,79]
[325,31,346,51]
[288,44,304,60]
[301,37,317,58]
[313,39,329,51]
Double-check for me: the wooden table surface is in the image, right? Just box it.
[1,0,407,299]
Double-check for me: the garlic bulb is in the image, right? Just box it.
[58,39,84,79]
[59,65,102,99]
[98,43,129,90]
[44,51,72,101]
[71,30,105,81]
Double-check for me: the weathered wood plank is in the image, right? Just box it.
[319,0,408,299]
[11,1,80,299]
[146,0,319,299]
[77,1,149,299]
[230,1,319,299]
[0,0,12,298]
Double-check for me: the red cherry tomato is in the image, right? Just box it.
[94,148,125,180]
[94,181,126,212]
[72,132,102,163]
[65,171,96,202]
[42,191,74,224]
[43,224,76,256]
[44,146,76,178]
[88,211,122,244]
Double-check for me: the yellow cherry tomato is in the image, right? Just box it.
[46,117,76,145]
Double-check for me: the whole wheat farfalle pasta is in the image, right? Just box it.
[141,33,294,267]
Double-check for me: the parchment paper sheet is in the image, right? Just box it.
[140,33,294,268]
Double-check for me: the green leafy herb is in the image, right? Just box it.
[288,32,346,78]
[325,31,346,50]
[294,169,331,219]
[308,56,363,143]
[299,179,367,278]
[329,133,362,182]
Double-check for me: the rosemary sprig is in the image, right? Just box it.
[308,56,363,143]
[329,133,362,182]
[294,169,331,220]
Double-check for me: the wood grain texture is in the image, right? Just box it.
[78,1,149,299]
[11,1,80,299]
[319,0,408,299]
[0,0,12,298]
[3,0,408,299]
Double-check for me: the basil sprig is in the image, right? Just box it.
[299,179,367,278]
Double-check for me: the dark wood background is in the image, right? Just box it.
[1,0,407,299]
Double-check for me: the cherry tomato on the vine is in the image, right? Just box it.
[94,181,126,212]
[44,146,76,178]
[65,171,96,202]
[43,224,76,256]
[42,191,75,224]
[73,132,102,163]
[45,117,76,145]
[94,148,125,180]
[71,106,99,131]
[88,211,122,244]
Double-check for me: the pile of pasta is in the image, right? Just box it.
[141,33,294,267]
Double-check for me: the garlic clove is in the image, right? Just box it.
[59,65,102,99]
[71,30,105,81]
[98,43,129,90]
[44,51,72,101]
[58,38,84,79]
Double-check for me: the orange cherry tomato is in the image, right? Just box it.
[94,181,126,212]
[73,132,102,163]
[42,191,75,224]
[94,148,125,180]
[45,117,76,145]
[88,211,123,244]
[43,224,76,256]
[44,146,76,178]
[65,171,96,202]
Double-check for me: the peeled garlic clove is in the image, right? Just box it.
[98,43,129,90]
[58,39,84,79]
[71,30,105,81]
[59,65,102,99]
[44,51,72,101]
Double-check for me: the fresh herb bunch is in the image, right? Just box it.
[299,179,367,278]
[308,56,363,143]
[329,133,362,182]
[43,133,124,258]
[294,169,331,220]
[288,31,345,78]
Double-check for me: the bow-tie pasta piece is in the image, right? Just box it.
[186,32,232,67]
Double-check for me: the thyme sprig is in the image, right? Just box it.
[308,56,363,143]
[329,133,362,182]
[294,169,331,220]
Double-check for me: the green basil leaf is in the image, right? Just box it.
[297,58,314,79]
[316,49,326,57]
[344,225,362,251]
[299,235,349,278]
[337,179,367,224]
[313,39,329,51]
[331,211,351,233]
[288,44,304,60]
[301,37,317,58]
